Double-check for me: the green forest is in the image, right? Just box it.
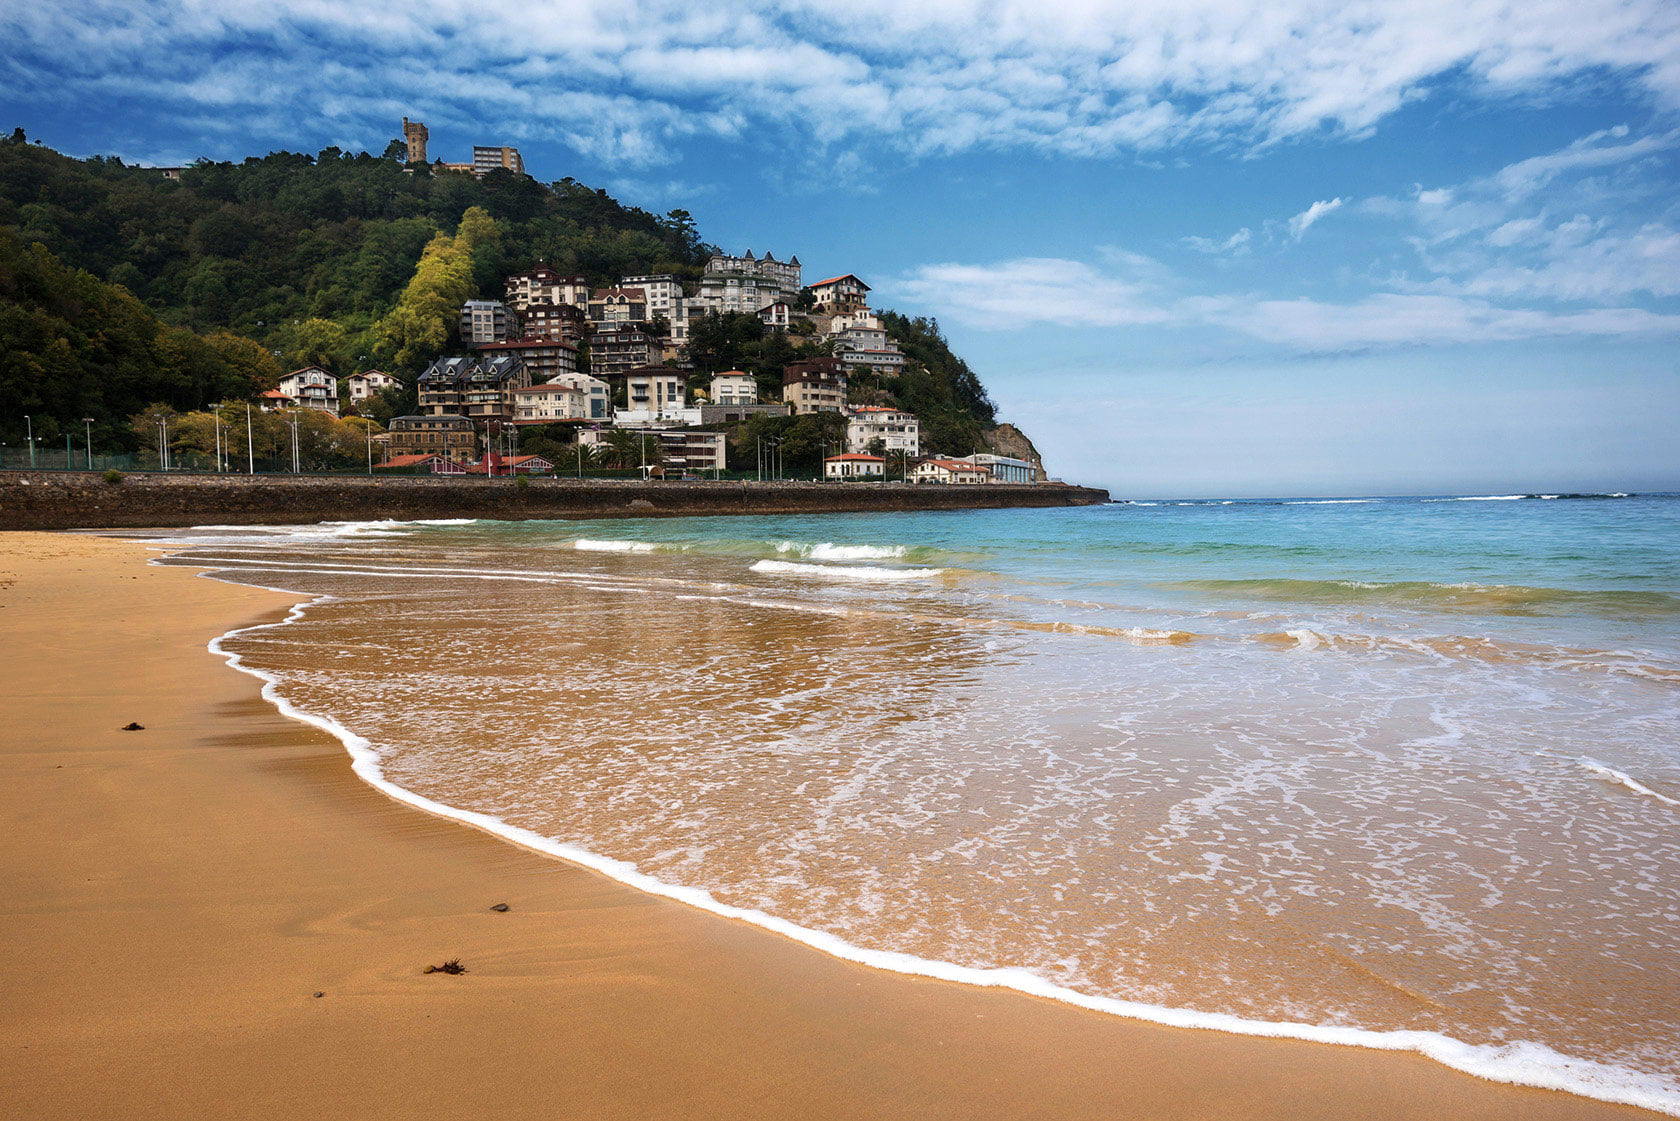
[0,130,998,462]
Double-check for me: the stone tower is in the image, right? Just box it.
[402,117,428,164]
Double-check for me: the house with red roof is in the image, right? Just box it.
[808,273,870,313]
[824,453,885,480]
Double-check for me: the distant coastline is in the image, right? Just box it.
[0,469,1108,531]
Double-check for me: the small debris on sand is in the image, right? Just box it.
[490,902,510,912]
[423,960,467,975]
[121,722,144,731]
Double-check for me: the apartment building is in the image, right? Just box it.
[709,371,758,405]
[417,354,531,424]
[620,274,686,322]
[580,427,727,473]
[703,250,801,295]
[808,273,871,313]
[460,299,519,344]
[382,414,477,459]
[782,358,849,415]
[345,370,399,401]
[846,405,919,455]
[505,267,591,312]
[472,146,524,175]
[588,327,660,380]
[618,365,688,423]
[522,300,588,342]
[473,337,579,382]
[587,288,649,326]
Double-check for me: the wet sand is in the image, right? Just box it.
[0,530,1657,1120]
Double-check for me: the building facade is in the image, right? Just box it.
[588,327,661,381]
[703,250,801,295]
[402,117,428,163]
[587,288,649,326]
[911,458,991,484]
[618,365,688,423]
[954,453,1038,483]
[708,372,758,405]
[472,337,579,382]
[846,406,919,455]
[472,146,525,175]
[620,274,685,322]
[825,453,885,479]
[505,267,591,312]
[808,274,871,313]
[580,427,727,473]
[417,355,531,424]
[346,370,399,401]
[782,358,849,415]
[383,414,478,460]
[460,300,519,344]
[276,366,340,415]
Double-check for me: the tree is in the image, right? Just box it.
[271,317,348,371]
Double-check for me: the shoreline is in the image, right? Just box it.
[0,470,1109,531]
[0,530,1661,1120]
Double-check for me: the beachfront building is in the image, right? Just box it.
[587,288,649,327]
[383,414,478,460]
[505,267,591,312]
[954,453,1038,484]
[345,370,399,402]
[588,327,660,381]
[460,299,519,344]
[579,427,727,473]
[824,453,885,479]
[847,406,919,456]
[808,274,870,313]
[709,372,758,405]
[782,358,849,415]
[276,366,340,415]
[911,458,991,484]
[617,365,688,424]
[417,354,531,424]
[473,337,579,383]
[467,453,552,475]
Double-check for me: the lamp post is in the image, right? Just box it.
[213,412,223,473]
[245,404,255,474]
[365,424,373,475]
[83,418,94,470]
[24,414,35,468]
[155,415,170,471]
[286,415,300,473]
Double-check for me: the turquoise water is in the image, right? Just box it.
[159,491,1680,1112]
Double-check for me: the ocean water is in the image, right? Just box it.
[151,493,1680,1112]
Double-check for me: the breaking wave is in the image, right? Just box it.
[750,558,945,581]
[573,539,662,553]
[1173,578,1680,619]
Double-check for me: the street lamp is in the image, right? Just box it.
[154,414,170,471]
[23,414,34,469]
[285,415,300,473]
[83,418,94,470]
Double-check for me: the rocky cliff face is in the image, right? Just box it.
[983,423,1048,481]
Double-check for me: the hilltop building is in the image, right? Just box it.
[704,250,801,294]
[402,117,428,163]
[620,274,685,322]
[505,267,590,312]
[587,288,649,327]
[473,146,524,175]
[460,299,519,344]
[809,274,870,313]
[522,300,587,343]
[709,372,758,405]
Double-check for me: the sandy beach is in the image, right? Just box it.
[0,529,1658,1121]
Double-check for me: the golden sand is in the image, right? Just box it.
[0,531,1655,1119]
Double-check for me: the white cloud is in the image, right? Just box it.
[3,0,1679,166]
[1184,228,1252,255]
[887,253,1680,351]
[1286,198,1344,240]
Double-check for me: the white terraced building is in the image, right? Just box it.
[846,406,919,456]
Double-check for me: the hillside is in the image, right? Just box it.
[0,131,1020,467]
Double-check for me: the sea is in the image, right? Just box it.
[147,492,1680,1113]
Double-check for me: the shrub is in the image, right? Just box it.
[515,474,530,490]
[103,469,124,485]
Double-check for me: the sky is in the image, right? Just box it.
[3,0,1678,496]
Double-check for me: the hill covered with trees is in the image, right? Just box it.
[0,130,1010,465]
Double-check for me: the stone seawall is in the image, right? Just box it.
[0,471,1109,530]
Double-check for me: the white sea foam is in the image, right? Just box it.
[1434,495,1527,502]
[183,565,1680,1119]
[1285,499,1378,505]
[574,539,659,553]
[1579,758,1680,808]
[777,541,910,561]
[751,559,943,581]
[1283,628,1326,650]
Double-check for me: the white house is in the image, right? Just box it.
[846,406,919,456]
[808,274,870,313]
[824,453,885,479]
[505,267,590,312]
[621,274,686,321]
[911,458,991,484]
[758,301,792,329]
[709,371,758,405]
[580,427,728,473]
[616,366,689,424]
[512,383,590,425]
[276,366,340,415]
[547,371,611,420]
[346,370,399,401]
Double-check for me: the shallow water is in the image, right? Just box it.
[153,493,1680,1112]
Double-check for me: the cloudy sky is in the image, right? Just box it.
[5,0,1678,495]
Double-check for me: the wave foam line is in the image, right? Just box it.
[777,541,910,561]
[751,559,943,581]
[184,558,1680,1117]
[573,539,660,553]
[1579,758,1680,808]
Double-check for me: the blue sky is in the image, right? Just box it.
[4,1,1678,496]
